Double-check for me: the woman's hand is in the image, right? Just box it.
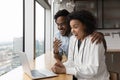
[51,61,66,74]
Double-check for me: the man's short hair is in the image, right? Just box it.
[54,9,70,21]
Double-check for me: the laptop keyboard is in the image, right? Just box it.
[31,70,47,77]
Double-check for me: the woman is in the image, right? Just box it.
[51,10,109,80]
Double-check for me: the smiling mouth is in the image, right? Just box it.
[60,30,64,33]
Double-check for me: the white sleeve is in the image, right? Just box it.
[65,41,105,79]
[63,36,76,74]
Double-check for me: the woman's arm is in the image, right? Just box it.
[65,41,105,79]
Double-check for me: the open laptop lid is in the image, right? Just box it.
[18,51,32,77]
[18,51,57,79]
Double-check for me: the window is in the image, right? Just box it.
[103,0,120,29]
[0,0,23,75]
[35,2,45,57]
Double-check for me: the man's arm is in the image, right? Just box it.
[91,32,104,43]
[53,38,62,61]
[103,38,107,51]
[91,32,107,50]
[54,52,62,61]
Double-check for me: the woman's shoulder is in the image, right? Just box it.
[85,35,92,42]
[69,35,76,41]
[86,35,104,48]
[69,35,77,45]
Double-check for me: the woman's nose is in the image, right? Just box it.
[71,29,74,34]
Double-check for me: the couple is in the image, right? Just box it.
[52,9,109,80]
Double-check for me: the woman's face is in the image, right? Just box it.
[70,19,86,40]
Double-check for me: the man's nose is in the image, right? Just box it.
[58,25,63,29]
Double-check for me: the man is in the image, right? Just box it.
[53,9,106,62]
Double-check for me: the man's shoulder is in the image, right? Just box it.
[55,31,60,36]
[54,31,61,39]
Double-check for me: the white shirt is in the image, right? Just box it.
[63,35,110,80]
[54,31,71,57]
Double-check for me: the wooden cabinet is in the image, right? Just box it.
[74,0,120,29]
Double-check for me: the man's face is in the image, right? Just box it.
[56,16,68,36]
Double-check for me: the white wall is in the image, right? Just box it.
[97,29,120,50]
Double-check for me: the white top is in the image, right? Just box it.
[54,31,71,57]
[63,35,110,80]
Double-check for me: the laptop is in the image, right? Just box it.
[18,51,57,79]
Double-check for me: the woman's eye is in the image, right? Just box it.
[74,25,78,28]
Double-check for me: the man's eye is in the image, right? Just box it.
[58,23,66,27]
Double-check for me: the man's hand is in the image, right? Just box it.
[91,32,104,44]
[53,38,62,54]
[53,38,62,61]
[91,32,107,51]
